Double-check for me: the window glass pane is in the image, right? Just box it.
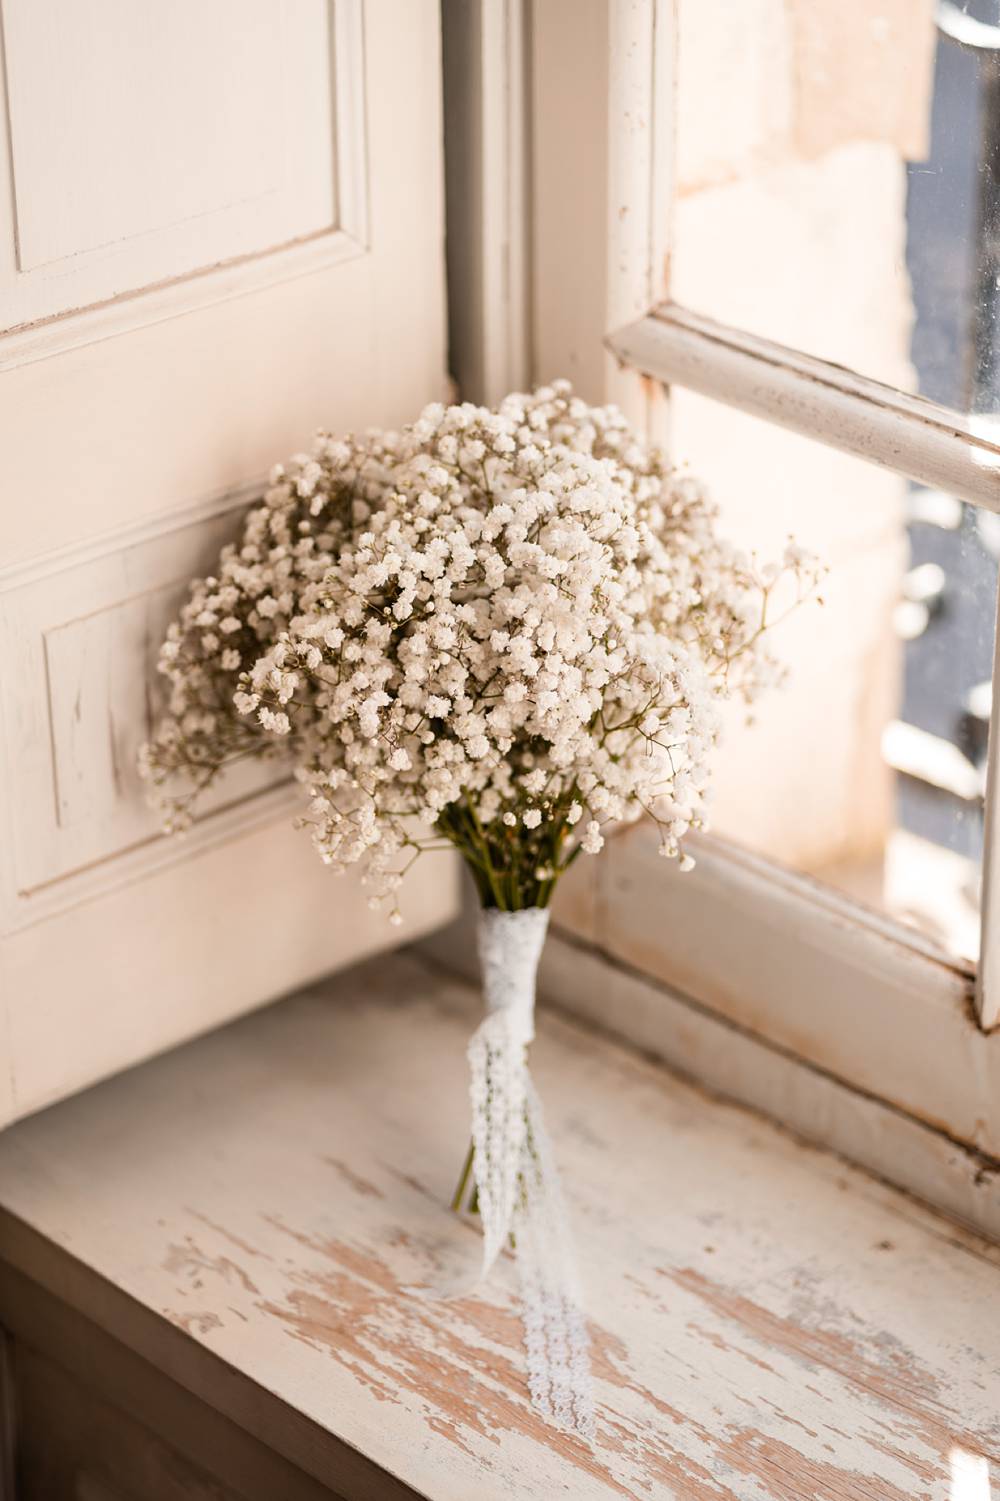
[672,391,996,961]
[674,2,1000,429]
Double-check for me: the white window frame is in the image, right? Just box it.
[442,0,1000,1218]
[607,301,1000,1032]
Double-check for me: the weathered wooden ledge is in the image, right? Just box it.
[0,948,998,1498]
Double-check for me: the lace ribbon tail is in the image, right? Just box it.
[467,1019,595,1439]
[466,905,595,1439]
[516,1079,595,1438]
[467,1011,528,1278]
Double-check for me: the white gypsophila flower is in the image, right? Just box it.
[139,380,821,911]
[581,821,604,855]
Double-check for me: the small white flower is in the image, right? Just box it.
[258,707,291,735]
[523,808,542,829]
[296,461,323,498]
[581,820,604,855]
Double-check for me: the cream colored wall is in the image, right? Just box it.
[668,0,936,872]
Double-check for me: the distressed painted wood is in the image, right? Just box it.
[0,950,997,1499]
[607,301,1000,511]
[3,1301,348,1501]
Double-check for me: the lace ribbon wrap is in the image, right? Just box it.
[468,908,595,1438]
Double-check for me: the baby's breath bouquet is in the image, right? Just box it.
[141,381,818,1436]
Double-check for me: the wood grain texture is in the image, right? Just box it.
[0,951,998,1498]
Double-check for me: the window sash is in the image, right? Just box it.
[608,299,1000,1028]
[607,302,1000,512]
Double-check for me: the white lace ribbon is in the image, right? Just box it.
[468,908,595,1438]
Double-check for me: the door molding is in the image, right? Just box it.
[0,481,299,935]
[0,0,369,372]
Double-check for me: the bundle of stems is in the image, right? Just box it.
[435,792,581,914]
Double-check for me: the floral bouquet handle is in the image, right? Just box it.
[464,908,593,1435]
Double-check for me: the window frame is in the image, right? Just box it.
[441,0,1000,1190]
[607,300,1000,1031]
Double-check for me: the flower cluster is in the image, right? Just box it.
[141,382,819,915]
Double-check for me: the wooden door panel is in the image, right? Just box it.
[0,0,459,1122]
[0,0,348,328]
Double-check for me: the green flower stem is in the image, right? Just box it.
[451,1138,476,1212]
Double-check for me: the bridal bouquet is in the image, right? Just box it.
[141,381,819,1436]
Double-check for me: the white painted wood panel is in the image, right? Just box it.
[0,949,997,1496]
[44,584,180,832]
[0,493,289,924]
[0,0,456,1122]
[0,0,341,329]
[0,843,459,1123]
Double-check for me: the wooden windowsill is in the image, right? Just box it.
[0,948,998,1498]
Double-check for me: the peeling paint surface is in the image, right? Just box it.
[0,950,998,1499]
